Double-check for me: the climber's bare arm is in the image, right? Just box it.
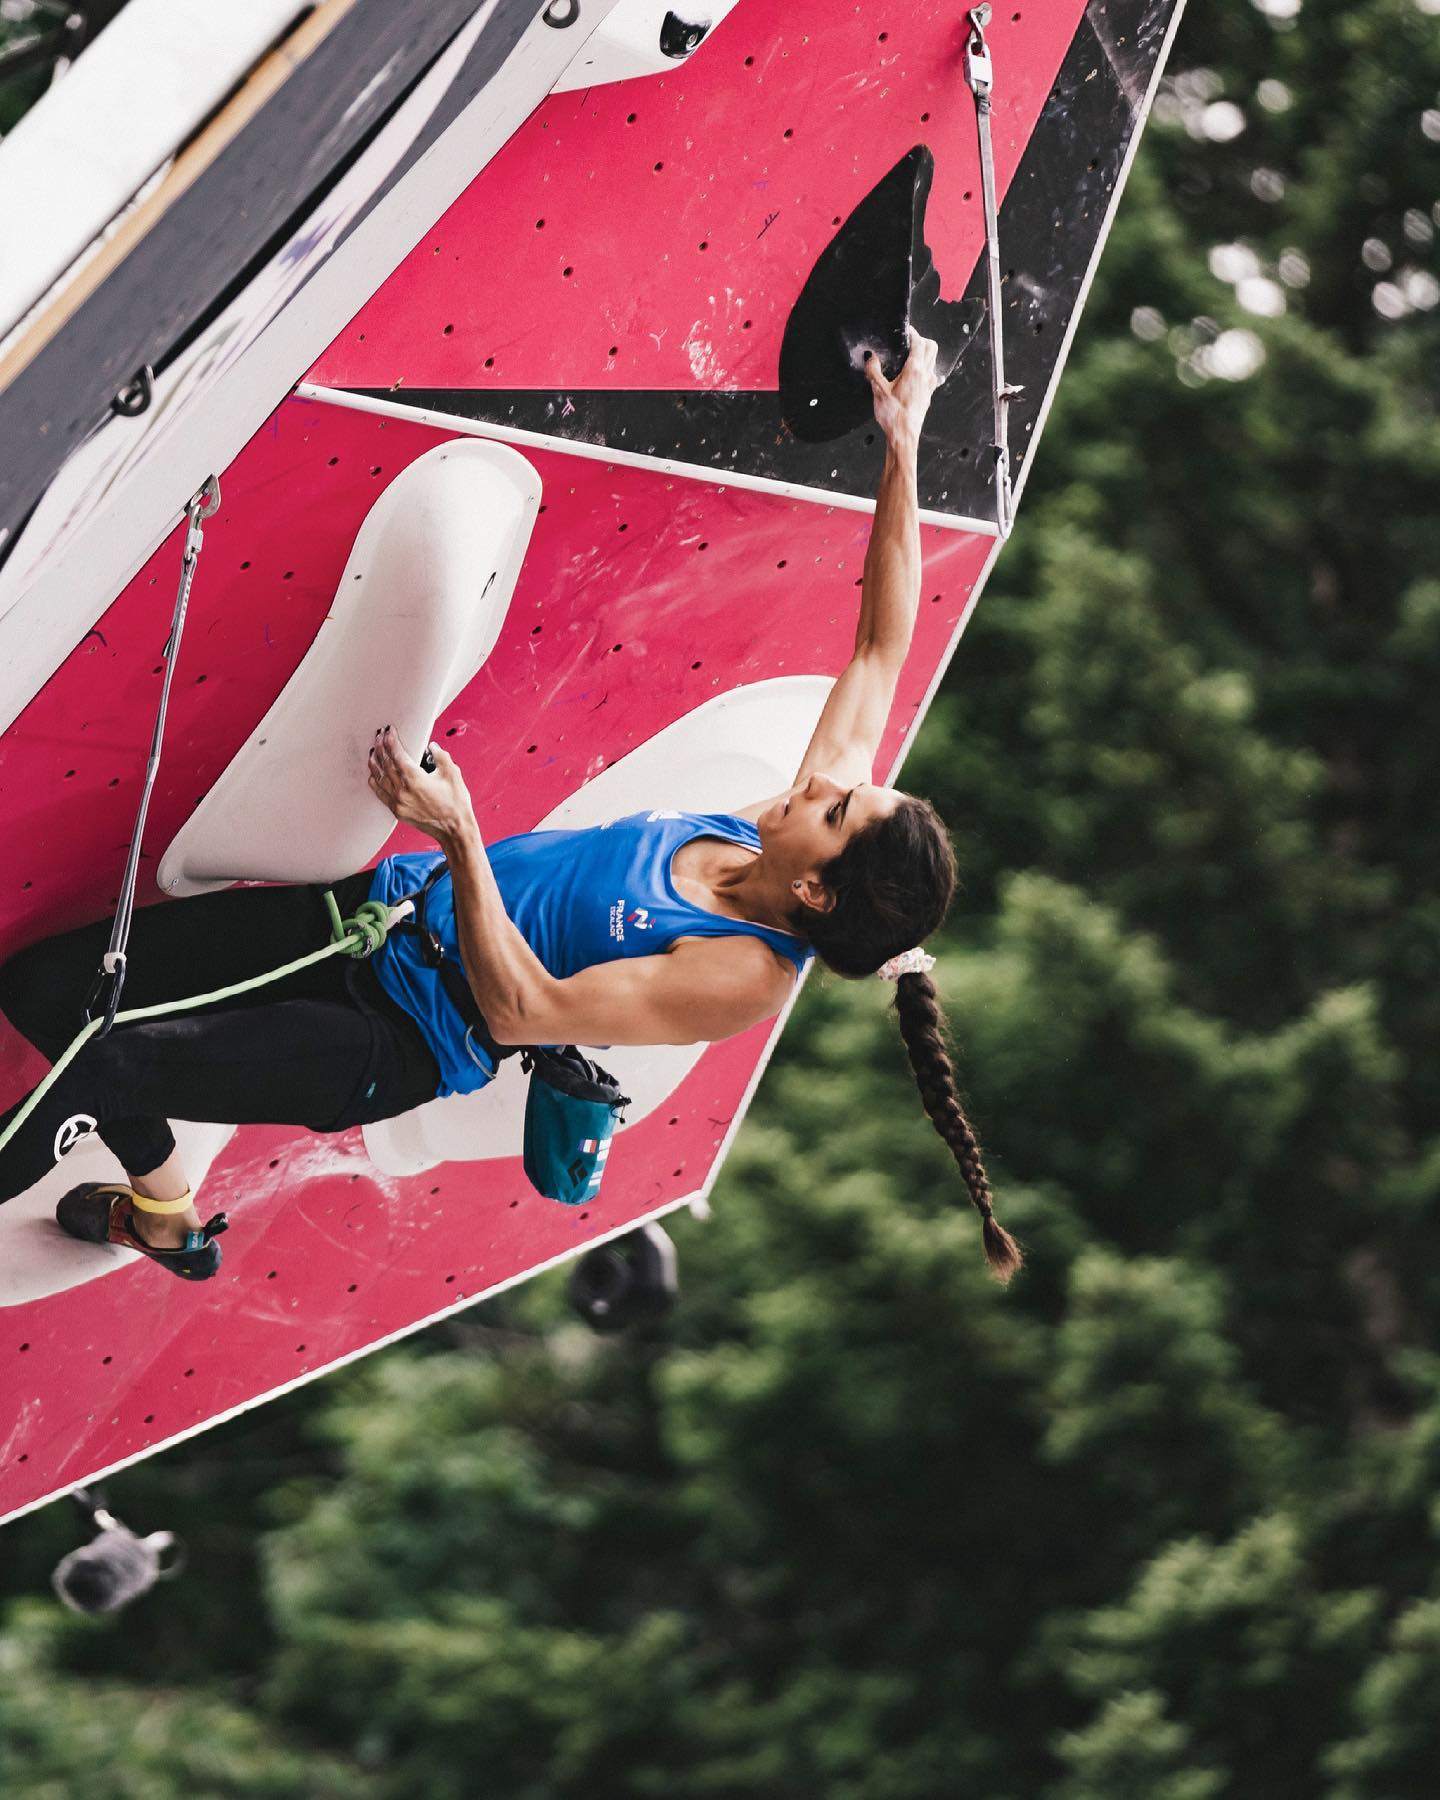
[735,331,941,819]
[442,823,792,1047]
[367,727,793,1048]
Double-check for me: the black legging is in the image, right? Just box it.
[0,874,441,1204]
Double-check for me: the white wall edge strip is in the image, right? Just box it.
[295,383,999,536]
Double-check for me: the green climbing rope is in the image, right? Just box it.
[0,894,413,1158]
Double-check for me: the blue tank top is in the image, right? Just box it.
[366,810,812,1098]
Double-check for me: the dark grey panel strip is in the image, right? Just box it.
[352,0,1180,524]
[0,0,537,545]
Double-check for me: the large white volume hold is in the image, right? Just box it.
[157,440,540,896]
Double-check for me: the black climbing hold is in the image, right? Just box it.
[779,145,980,443]
[111,365,154,419]
[660,11,710,58]
[568,1223,678,1333]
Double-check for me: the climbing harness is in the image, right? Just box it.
[390,860,629,1204]
[389,859,509,1074]
[0,892,415,1159]
[82,475,221,1038]
[963,4,1023,539]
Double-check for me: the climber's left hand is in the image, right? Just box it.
[367,725,477,845]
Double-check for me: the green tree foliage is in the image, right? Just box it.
[4,0,1440,1793]
[0,1604,371,1799]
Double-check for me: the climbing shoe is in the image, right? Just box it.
[56,1183,228,1282]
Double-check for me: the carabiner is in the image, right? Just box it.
[81,951,127,1038]
[965,5,994,97]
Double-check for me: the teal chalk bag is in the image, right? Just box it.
[520,1046,629,1206]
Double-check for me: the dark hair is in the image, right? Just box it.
[796,795,1022,1284]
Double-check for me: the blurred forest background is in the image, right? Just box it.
[2,0,1439,1793]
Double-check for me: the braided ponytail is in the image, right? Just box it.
[799,794,1021,1283]
[892,970,1022,1284]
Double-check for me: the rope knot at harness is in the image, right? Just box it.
[343,899,396,958]
[323,893,412,959]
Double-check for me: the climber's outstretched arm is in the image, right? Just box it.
[791,330,940,792]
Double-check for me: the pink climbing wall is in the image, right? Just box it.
[0,392,990,1518]
[311,0,1080,398]
[0,0,1165,1521]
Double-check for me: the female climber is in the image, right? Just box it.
[0,330,1020,1285]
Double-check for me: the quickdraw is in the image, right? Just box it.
[964,5,1024,540]
[82,475,220,1036]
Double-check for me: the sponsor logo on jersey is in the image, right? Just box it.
[610,899,655,939]
[646,809,683,821]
